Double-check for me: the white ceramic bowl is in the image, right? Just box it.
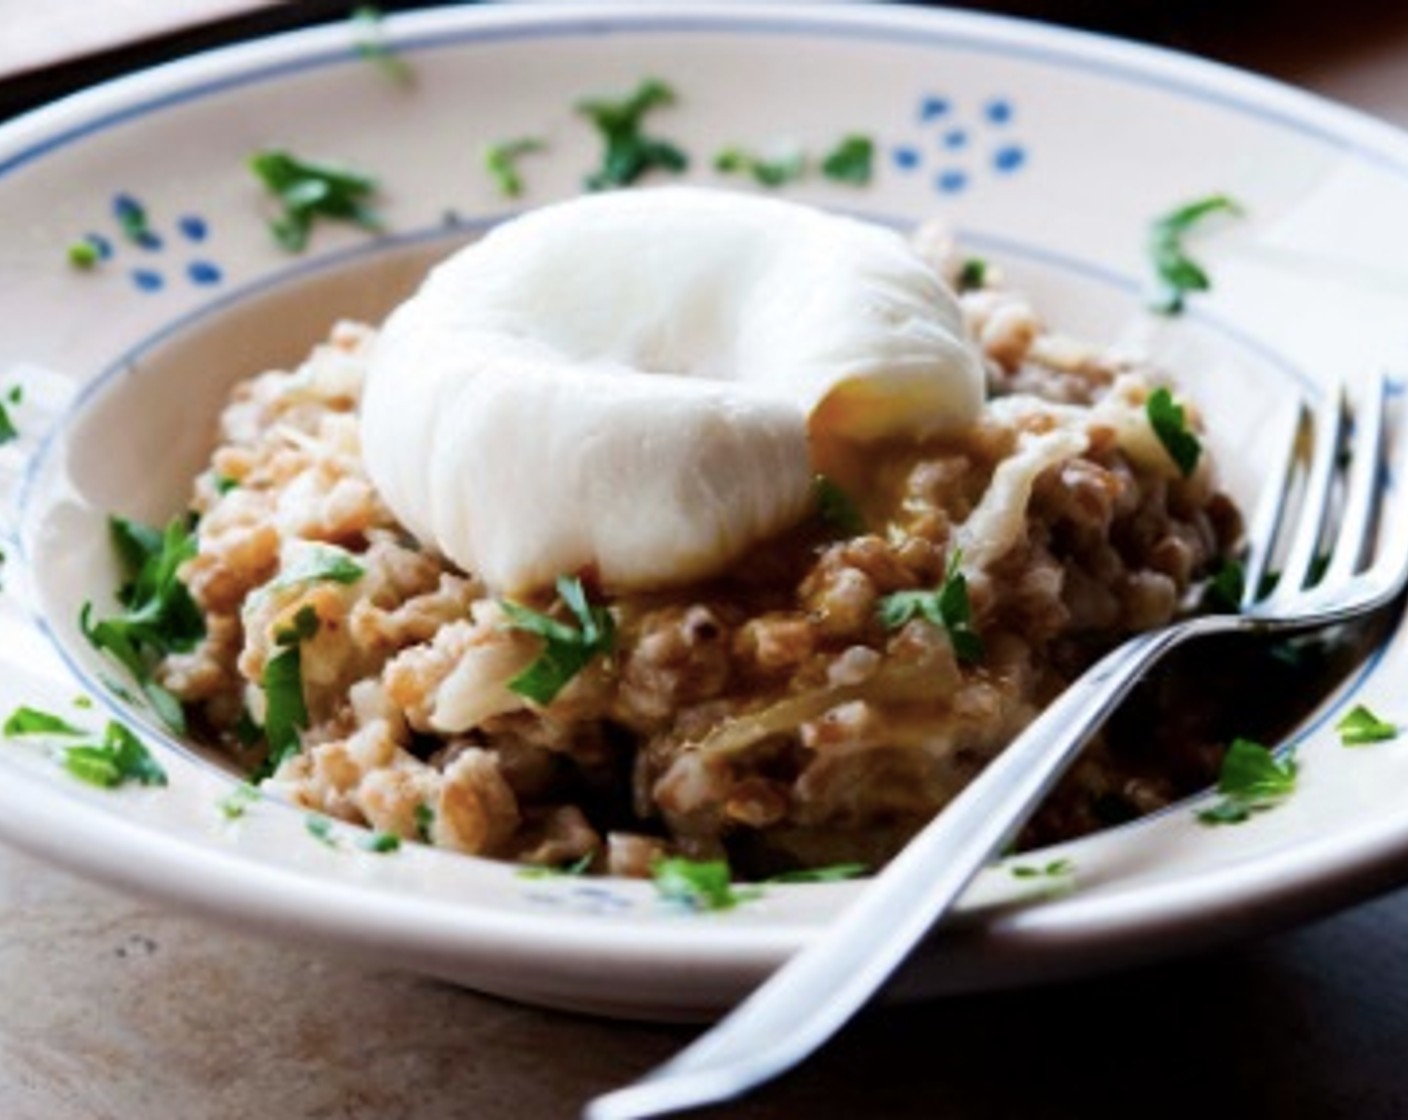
[1,3,1407,1019]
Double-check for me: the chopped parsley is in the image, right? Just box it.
[3,706,86,738]
[517,853,594,879]
[212,474,240,495]
[766,863,867,884]
[652,857,756,912]
[61,721,168,789]
[957,257,988,293]
[80,515,204,734]
[218,782,260,820]
[1146,387,1202,477]
[265,544,364,593]
[113,195,153,247]
[68,239,101,269]
[1146,194,1242,314]
[1202,557,1246,613]
[413,802,436,843]
[305,815,338,848]
[258,610,317,778]
[820,134,874,185]
[1010,858,1074,880]
[877,550,982,663]
[350,5,413,85]
[813,474,866,537]
[1196,737,1297,825]
[0,389,18,446]
[500,575,616,705]
[576,78,688,191]
[713,145,806,188]
[248,149,382,252]
[1336,704,1398,747]
[484,138,545,198]
[360,830,402,854]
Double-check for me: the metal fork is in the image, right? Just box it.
[587,374,1406,1120]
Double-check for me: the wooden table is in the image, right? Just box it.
[3,4,1408,1117]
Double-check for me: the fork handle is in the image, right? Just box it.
[585,624,1195,1120]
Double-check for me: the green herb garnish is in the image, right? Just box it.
[766,863,867,884]
[218,782,260,820]
[1336,704,1398,747]
[361,830,402,854]
[500,575,615,705]
[820,134,874,185]
[68,239,101,269]
[261,646,309,777]
[62,721,167,789]
[1146,194,1242,314]
[212,474,240,495]
[80,515,204,734]
[714,146,806,188]
[1196,737,1297,825]
[0,390,18,446]
[1010,858,1074,880]
[1202,557,1246,613]
[1146,387,1202,477]
[248,149,381,252]
[814,474,866,537]
[413,802,435,843]
[350,5,413,85]
[305,815,338,848]
[484,138,545,198]
[517,853,594,879]
[957,257,988,292]
[576,78,688,191]
[877,550,982,663]
[4,706,86,737]
[265,544,364,593]
[652,857,755,912]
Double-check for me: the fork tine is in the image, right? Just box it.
[1258,384,1348,610]
[1322,374,1388,585]
[1240,399,1308,608]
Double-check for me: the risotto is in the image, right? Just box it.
[145,219,1241,878]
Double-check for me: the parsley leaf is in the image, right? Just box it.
[305,815,338,848]
[113,195,154,247]
[1336,704,1398,746]
[218,782,260,820]
[956,257,988,292]
[3,706,86,737]
[652,857,755,911]
[484,138,545,198]
[413,802,435,843]
[249,149,381,252]
[350,5,413,85]
[260,644,309,777]
[766,863,867,884]
[1146,387,1202,477]
[714,146,806,188]
[1010,858,1075,880]
[361,830,402,854]
[265,544,364,593]
[62,721,167,789]
[68,239,101,269]
[517,853,594,879]
[813,474,866,537]
[81,515,204,734]
[877,550,983,663]
[1146,194,1242,314]
[576,78,688,191]
[0,390,18,446]
[1196,737,1296,825]
[1202,557,1246,613]
[500,575,615,705]
[820,134,874,184]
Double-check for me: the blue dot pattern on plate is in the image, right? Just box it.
[892,92,1029,196]
[74,194,223,294]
